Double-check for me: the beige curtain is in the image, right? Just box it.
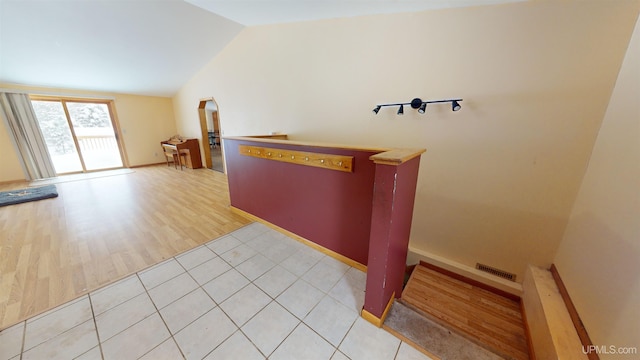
[0,92,56,180]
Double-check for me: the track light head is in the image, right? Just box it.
[418,103,426,114]
[397,104,404,115]
[410,98,423,109]
[452,100,461,111]
[373,105,381,114]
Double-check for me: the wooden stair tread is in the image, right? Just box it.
[402,264,530,360]
[407,273,523,320]
[404,277,524,331]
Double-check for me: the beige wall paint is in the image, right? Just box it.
[0,84,176,182]
[173,1,639,280]
[109,94,177,166]
[554,16,640,354]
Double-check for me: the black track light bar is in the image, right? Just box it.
[372,97,463,115]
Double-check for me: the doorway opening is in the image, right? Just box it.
[30,97,125,174]
[197,98,223,173]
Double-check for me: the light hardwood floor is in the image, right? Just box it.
[0,165,250,330]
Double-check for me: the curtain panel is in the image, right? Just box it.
[0,92,56,180]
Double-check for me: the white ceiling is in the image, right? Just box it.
[185,0,525,26]
[0,0,524,97]
[0,0,243,97]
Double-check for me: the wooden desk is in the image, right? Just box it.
[161,138,202,169]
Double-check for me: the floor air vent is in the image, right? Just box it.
[476,263,516,282]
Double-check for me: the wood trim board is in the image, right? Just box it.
[238,145,354,172]
[550,264,598,360]
[361,292,395,328]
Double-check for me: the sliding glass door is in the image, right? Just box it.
[31,98,124,174]
[65,101,123,171]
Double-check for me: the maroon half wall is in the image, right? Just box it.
[224,137,380,266]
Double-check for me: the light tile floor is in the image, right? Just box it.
[0,223,433,360]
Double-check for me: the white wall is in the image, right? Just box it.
[554,15,640,356]
[173,1,639,281]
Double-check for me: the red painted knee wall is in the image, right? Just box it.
[224,138,379,266]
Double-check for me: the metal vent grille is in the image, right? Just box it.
[476,263,516,282]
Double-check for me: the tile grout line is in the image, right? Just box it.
[304,293,358,348]
[143,233,279,359]
[89,265,190,359]
[173,250,227,359]
[17,296,96,359]
[335,312,359,358]
[134,272,187,360]
[87,293,106,360]
[19,320,26,360]
[192,231,333,359]
[225,240,360,358]
[109,229,266,359]
[261,242,361,355]
[393,338,403,360]
[196,240,276,359]
[162,236,269,359]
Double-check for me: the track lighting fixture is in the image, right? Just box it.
[372,97,463,115]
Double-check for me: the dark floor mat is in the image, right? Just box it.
[0,185,58,207]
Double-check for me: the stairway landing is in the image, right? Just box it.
[396,264,530,360]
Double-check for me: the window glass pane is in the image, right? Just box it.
[31,100,83,174]
[66,102,123,170]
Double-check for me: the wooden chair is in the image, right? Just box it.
[177,149,189,168]
[213,130,221,148]
[162,144,185,170]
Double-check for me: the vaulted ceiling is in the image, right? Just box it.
[0,0,525,97]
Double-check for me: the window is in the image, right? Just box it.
[31,97,125,174]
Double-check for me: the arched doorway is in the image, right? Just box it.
[197,98,224,172]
